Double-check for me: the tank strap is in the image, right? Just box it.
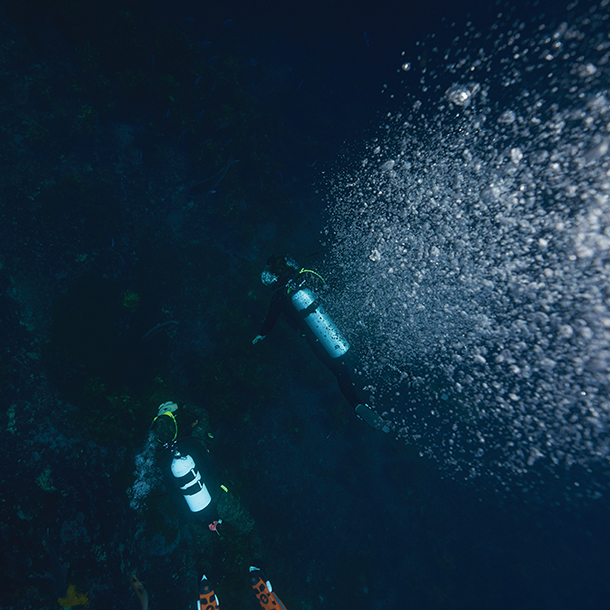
[182,481,205,496]
[296,299,318,319]
[173,470,197,486]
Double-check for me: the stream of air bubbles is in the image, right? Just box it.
[323,0,610,501]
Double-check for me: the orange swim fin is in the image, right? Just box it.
[196,574,220,610]
[249,566,287,610]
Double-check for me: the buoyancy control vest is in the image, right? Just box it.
[170,450,213,513]
[288,274,350,359]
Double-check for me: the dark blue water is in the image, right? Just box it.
[1,0,609,609]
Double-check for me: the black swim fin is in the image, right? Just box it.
[355,404,391,433]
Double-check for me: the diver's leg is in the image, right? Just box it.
[216,487,264,565]
[189,523,214,576]
[307,337,364,408]
[319,350,365,408]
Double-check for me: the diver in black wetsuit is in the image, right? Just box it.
[252,255,390,433]
[150,402,262,576]
[150,401,288,609]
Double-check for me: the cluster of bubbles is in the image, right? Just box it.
[323,1,610,500]
[127,432,161,511]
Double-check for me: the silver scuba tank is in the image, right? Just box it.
[290,287,350,358]
[170,453,212,513]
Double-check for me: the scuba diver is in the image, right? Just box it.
[252,255,390,433]
[196,566,287,610]
[151,401,229,537]
[151,401,283,605]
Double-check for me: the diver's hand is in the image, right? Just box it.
[252,334,265,345]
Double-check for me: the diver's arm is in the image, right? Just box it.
[253,291,283,342]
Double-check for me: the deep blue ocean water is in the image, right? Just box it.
[1,0,609,608]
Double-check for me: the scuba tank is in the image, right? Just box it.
[170,452,212,513]
[290,286,350,358]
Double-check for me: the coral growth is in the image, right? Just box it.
[58,584,89,608]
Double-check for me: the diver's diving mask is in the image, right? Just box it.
[261,269,279,285]
[261,255,299,285]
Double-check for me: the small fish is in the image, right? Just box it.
[221,18,233,27]
[198,41,212,47]
[130,573,149,610]
[195,109,205,120]
[205,55,218,65]
[194,75,201,88]
[141,320,179,342]
[183,16,195,23]
[208,81,216,97]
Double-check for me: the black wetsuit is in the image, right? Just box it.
[259,273,363,408]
